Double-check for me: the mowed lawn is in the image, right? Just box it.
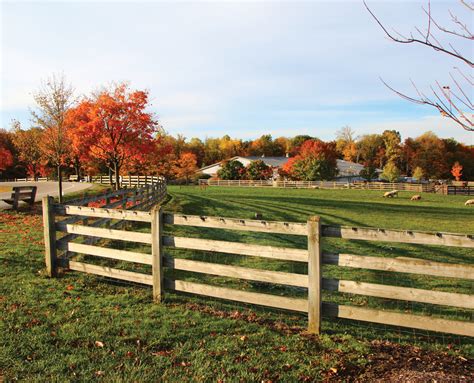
[0,186,472,382]
[167,185,474,233]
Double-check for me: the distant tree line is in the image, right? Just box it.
[1,81,473,186]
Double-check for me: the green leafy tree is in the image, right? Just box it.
[381,161,401,182]
[382,129,402,165]
[217,160,245,180]
[412,166,424,181]
[246,160,273,180]
[359,163,378,181]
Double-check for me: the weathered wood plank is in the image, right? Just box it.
[55,205,152,222]
[56,199,128,226]
[57,242,152,265]
[56,223,151,244]
[323,279,474,309]
[164,256,308,287]
[322,303,474,337]
[322,225,474,248]
[68,261,153,285]
[307,216,322,334]
[152,206,164,302]
[323,253,474,280]
[61,188,131,207]
[42,196,57,277]
[165,279,308,312]
[162,236,308,262]
[163,213,307,235]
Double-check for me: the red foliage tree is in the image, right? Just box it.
[451,162,463,181]
[68,83,158,189]
[0,145,13,172]
[283,140,338,181]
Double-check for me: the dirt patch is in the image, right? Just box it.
[178,302,473,382]
[351,340,472,382]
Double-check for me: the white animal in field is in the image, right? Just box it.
[411,195,421,201]
[383,190,399,198]
[465,199,474,206]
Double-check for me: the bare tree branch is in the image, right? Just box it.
[364,0,473,66]
[366,1,473,132]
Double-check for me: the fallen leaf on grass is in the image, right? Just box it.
[95,341,104,348]
[151,350,172,357]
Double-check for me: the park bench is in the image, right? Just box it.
[1,186,37,210]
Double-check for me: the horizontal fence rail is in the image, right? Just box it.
[43,198,474,337]
[87,175,165,187]
[199,179,441,192]
[322,225,474,248]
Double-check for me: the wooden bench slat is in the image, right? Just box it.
[2,186,36,210]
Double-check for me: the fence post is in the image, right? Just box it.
[122,192,127,209]
[307,215,322,334]
[151,205,164,302]
[42,196,57,277]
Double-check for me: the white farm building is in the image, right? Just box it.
[198,156,379,180]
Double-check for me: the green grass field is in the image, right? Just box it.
[1,186,472,381]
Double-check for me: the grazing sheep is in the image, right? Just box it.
[465,199,474,206]
[411,195,421,201]
[383,190,399,198]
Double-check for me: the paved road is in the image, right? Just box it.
[0,181,93,210]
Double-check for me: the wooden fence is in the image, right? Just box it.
[43,199,474,337]
[446,185,474,196]
[199,179,438,192]
[87,175,164,187]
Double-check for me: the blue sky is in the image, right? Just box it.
[1,0,472,144]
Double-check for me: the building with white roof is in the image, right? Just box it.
[198,156,381,180]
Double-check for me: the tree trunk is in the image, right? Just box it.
[113,161,120,190]
[57,165,63,204]
[108,166,113,187]
[75,162,81,181]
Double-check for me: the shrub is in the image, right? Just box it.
[217,160,246,180]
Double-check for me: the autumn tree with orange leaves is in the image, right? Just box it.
[282,140,338,181]
[11,121,45,179]
[68,83,159,189]
[173,152,198,183]
[451,162,463,181]
[31,75,74,202]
